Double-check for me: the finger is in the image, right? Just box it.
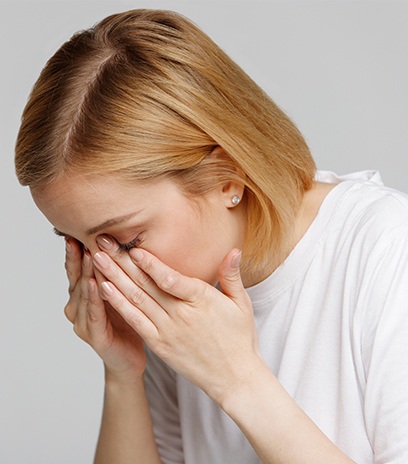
[95,235,160,297]
[92,251,169,325]
[218,249,251,309]
[95,234,173,308]
[74,251,94,334]
[129,248,207,303]
[100,280,158,342]
[64,247,86,324]
[65,237,83,294]
[85,278,110,347]
[93,267,108,299]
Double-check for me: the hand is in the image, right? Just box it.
[63,238,146,381]
[92,237,264,405]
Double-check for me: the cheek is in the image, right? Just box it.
[145,226,220,284]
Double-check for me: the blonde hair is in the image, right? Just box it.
[15,9,316,273]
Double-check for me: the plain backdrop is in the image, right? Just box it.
[1,1,407,463]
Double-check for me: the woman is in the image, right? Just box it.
[15,9,408,464]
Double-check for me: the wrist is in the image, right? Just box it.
[219,360,275,416]
[104,364,145,388]
[219,363,357,463]
[211,356,271,412]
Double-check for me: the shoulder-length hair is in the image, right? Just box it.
[15,9,316,273]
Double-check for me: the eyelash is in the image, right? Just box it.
[118,237,142,252]
[53,228,142,252]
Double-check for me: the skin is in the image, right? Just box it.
[33,172,247,285]
[31,170,355,464]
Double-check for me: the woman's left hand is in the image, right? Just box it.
[92,236,264,406]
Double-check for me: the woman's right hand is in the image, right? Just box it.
[63,237,146,381]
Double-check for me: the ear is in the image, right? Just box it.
[208,146,246,209]
[222,181,245,208]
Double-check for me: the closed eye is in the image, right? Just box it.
[118,237,141,252]
[54,227,141,252]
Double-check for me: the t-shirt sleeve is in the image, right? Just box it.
[144,347,184,464]
[359,229,408,463]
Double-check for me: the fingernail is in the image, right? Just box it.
[96,235,114,250]
[231,250,242,269]
[93,252,109,269]
[65,238,72,253]
[101,281,114,296]
[129,248,143,262]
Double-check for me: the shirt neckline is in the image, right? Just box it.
[245,179,356,304]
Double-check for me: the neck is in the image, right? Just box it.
[241,181,336,288]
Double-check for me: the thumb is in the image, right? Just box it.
[218,249,249,306]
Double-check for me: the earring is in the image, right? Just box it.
[231,195,241,206]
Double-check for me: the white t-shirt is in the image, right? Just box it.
[144,171,408,464]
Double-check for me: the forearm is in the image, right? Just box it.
[221,363,356,464]
[94,368,161,464]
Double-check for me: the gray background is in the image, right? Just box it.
[1,1,407,463]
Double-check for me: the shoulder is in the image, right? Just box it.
[315,171,408,289]
[327,173,408,314]
[321,171,408,245]
[319,173,408,334]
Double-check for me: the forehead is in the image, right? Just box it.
[32,174,132,216]
[30,174,183,238]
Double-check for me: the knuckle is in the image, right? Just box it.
[64,302,75,323]
[86,308,98,324]
[225,274,242,288]
[78,293,89,307]
[129,309,143,329]
[156,340,173,360]
[135,269,153,288]
[64,256,76,270]
[225,271,241,283]
[129,286,144,307]
[66,267,75,279]
[174,306,192,325]
[160,272,177,292]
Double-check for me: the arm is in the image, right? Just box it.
[63,238,162,464]
[93,241,356,464]
[359,232,408,463]
[221,364,354,464]
[95,371,161,464]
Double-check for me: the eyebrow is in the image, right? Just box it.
[53,210,142,237]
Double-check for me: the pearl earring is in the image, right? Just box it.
[231,195,241,206]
